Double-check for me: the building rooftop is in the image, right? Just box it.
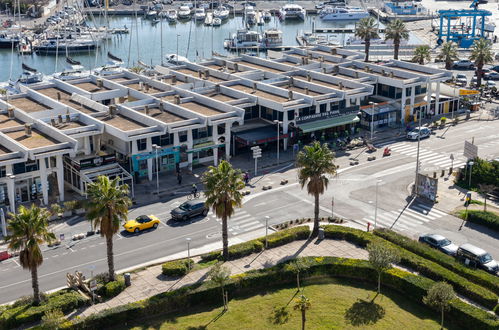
[125,83,166,94]
[5,128,59,148]
[0,114,23,129]
[175,68,227,83]
[238,62,285,74]
[287,86,321,96]
[7,97,51,113]
[36,87,98,114]
[204,64,236,73]
[137,106,186,124]
[180,101,224,116]
[228,84,288,102]
[0,144,13,155]
[73,82,110,92]
[208,93,238,102]
[294,76,351,90]
[51,120,87,130]
[99,114,149,131]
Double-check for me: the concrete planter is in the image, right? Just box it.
[62,210,73,217]
[75,208,86,215]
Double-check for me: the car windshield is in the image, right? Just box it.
[438,239,451,247]
[412,129,420,133]
[480,253,493,264]
[179,203,190,211]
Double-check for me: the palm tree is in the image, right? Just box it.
[293,294,311,330]
[296,141,337,237]
[355,17,379,62]
[412,45,431,65]
[87,176,131,281]
[4,205,55,305]
[202,160,245,261]
[384,19,409,60]
[437,42,458,70]
[470,38,493,88]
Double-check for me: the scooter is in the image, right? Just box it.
[383,147,391,157]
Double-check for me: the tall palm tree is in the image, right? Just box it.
[384,19,409,60]
[437,42,459,70]
[296,141,337,236]
[470,38,493,88]
[202,160,244,260]
[87,176,131,281]
[355,17,379,62]
[412,45,431,65]
[4,205,55,305]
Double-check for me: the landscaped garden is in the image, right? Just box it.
[123,279,446,330]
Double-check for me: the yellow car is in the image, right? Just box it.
[123,215,160,233]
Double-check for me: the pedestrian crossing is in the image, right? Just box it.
[209,210,264,235]
[360,202,448,232]
[480,140,499,150]
[388,143,468,169]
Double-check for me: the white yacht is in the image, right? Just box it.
[263,11,272,21]
[178,6,191,19]
[94,52,124,76]
[54,57,88,81]
[319,6,369,21]
[164,53,190,67]
[212,17,222,26]
[16,63,43,85]
[224,29,262,49]
[166,9,177,23]
[193,8,206,22]
[204,12,213,25]
[262,29,283,48]
[244,5,257,25]
[278,4,306,20]
[146,10,158,18]
[213,6,230,20]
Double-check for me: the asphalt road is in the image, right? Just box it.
[1,117,499,304]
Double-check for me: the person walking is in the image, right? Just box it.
[177,172,182,185]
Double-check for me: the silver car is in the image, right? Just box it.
[407,127,431,140]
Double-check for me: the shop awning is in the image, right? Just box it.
[235,126,289,146]
[298,114,360,133]
[187,142,224,153]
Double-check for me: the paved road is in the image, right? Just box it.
[1,117,499,304]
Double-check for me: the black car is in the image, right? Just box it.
[491,65,499,73]
[418,234,458,256]
[171,200,208,221]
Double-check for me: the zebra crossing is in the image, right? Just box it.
[479,140,499,150]
[388,143,468,169]
[361,202,448,232]
[209,210,264,235]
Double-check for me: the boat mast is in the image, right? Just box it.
[160,9,164,65]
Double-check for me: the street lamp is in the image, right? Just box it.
[273,120,281,164]
[369,102,377,141]
[152,144,161,197]
[176,34,180,65]
[264,216,270,248]
[374,180,381,229]
[468,161,474,187]
[414,106,423,195]
[186,237,191,270]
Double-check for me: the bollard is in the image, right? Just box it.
[433,172,437,178]
[449,167,453,175]
[441,169,445,177]
[124,273,131,287]
[318,228,325,240]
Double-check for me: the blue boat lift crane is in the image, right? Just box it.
[437,0,492,48]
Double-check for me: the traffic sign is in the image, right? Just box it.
[89,280,97,291]
[459,89,480,96]
[60,234,65,241]
[463,141,478,159]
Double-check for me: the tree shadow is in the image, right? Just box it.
[203,309,227,328]
[344,299,385,326]
[268,305,290,325]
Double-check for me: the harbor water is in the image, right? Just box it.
[0,13,421,81]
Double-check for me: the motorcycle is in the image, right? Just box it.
[383,147,391,157]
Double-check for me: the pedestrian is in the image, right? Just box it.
[177,172,182,185]
[244,172,250,185]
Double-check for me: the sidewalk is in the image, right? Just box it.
[73,236,368,318]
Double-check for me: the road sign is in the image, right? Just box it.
[251,146,262,159]
[416,173,438,202]
[459,89,480,96]
[60,234,65,241]
[89,280,97,291]
[463,141,478,159]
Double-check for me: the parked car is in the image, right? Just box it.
[407,127,431,140]
[486,80,496,88]
[418,234,458,256]
[171,200,208,221]
[455,73,467,86]
[453,60,475,70]
[456,243,499,275]
[485,72,499,81]
[491,65,499,73]
[123,215,160,233]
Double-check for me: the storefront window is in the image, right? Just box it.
[320,104,327,113]
[179,132,188,143]
[13,160,39,175]
[288,110,295,120]
[137,139,147,151]
[0,166,5,178]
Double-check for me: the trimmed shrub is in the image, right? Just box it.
[67,257,499,330]
[259,225,310,248]
[458,210,499,232]
[96,276,126,299]
[374,228,499,295]
[0,290,88,329]
[161,259,194,277]
[200,250,221,263]
[227,239,264,260]
[324,225,498,310]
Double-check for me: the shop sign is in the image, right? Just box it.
[459,89,479,96]
[187,142,224,154]
[77,154,117,170]
[295,106,359,124]
[133,147,179,162]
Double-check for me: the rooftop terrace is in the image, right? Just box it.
[98,114,149,131]
[36,87,98,114]
[73,82,111,93]
[8,97,51,113]
[6,128,59,149]
[136,106,186,124]
[228,84,288,102]
[0,114,23,129]
[180,101,224,116]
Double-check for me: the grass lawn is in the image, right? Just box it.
[122,278,453,330]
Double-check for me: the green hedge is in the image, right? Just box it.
[374,228,499,295]
[0,290,88,330]
[66,257,498,330]
[458,210,499,232]
[96,276,126,299]
[323,225,498,310]
[200,226,311,262]
[161,259,194,277]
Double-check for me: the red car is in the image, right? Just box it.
[0,250,11,261]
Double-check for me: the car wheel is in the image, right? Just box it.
[134,228,139,233]
[182,215,189,221]
[153,223,158,229]
[202,209,208,216]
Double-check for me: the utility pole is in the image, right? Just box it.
[414,107,422,195]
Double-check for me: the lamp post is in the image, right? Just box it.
[176,34,180,64]
[186,237,191,270]
[468,161,474,188]
[374,180,381,229]
[273,120,281,164]
[264,216,270,248]
[414,107,423,195]
[152,144,160,197]
[369,102,377,141]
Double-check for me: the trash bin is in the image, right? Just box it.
[318,228,325,240]
[124,273,131,287]
[466,110,471,120]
